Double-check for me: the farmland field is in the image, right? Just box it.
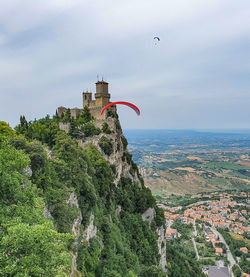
[124,130,250,196]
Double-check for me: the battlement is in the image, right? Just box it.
[57,80,116,120]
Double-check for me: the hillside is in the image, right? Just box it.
[125,130,250,196]
[0,111,205,277]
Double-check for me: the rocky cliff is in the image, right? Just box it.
[56,114,167,276]
[1,116,205,277]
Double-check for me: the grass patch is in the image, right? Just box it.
[229,232,250,247]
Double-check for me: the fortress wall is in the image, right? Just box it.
[70,108,82,119]
[58,107,67,117]
[59,122,70,133]
[88,106,106,120]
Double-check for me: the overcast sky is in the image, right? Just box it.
[0,0,250,129]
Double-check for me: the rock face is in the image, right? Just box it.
[70,252,78,277]
[24,166,32,177]
[67,192,83,238]
[77,118,142,186]
[142,207,156,227]
[157,226,167,272]
[58,116,167,273]
[45,147,55,159]
[142,208,167,271]
[67,192,83,277]
[59,122,70,133]
[43,206,52,219]
[115,205,122,216]
[67,192,79,208]
[83,213,97,242]
[22,166,32,189]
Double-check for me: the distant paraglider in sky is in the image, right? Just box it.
[154,36,160,45]
[101,101,140,116]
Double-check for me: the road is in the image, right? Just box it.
[192,221,198,237]
[192,237,200,260]
[210,226,236,277]
[210,226,236,267]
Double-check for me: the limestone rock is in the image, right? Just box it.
[83,213,97,242]
[142,207,156,226]
[43,206,53,219]
[157,226,167,272]
[24,166,32,177]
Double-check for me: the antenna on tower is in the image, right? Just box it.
[97,74,99,82]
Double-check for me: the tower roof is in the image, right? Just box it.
[95,80,108,85]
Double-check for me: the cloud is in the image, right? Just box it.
[0,0,250,129]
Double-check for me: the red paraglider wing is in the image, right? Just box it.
[101,101,140,116]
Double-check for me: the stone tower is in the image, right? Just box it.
[82,91,92,107]
[94,80,110,107]
[82,80,111,109]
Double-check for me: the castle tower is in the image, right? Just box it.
[82,91,92,107]
[57,106,67,117]
[95,80,110,107]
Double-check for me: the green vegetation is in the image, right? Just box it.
[0,117,208,276]
[171,219,193,239]
[107,110,118,119]
[128,130,250,195]
[99,136,113,155]
[197,241,216,258]
[121,136,128,150]
[218,228,250,274]
[80,122,101,138]
[166,242,206,277]
[232,265,241,277]
[202,161,250,171]
[102,122,112,134]
[115,120,122,130]
[0,122,73,275]
[198,259,216,266]
[168,238,196,259]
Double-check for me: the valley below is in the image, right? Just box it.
[124,130,250,196]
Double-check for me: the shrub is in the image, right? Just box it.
[76,106,92,124]
[140,265,166,277]
[232,265,241,277]
[102,122,112,134]
[115,120,121,131]
[121,136,128,150]
[81,123,101,137]
[110,164,116,175]
[122,152,132,164]
[98,136,113,156]
[107,110,118,119]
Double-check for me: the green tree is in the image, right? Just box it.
[98,136,113,155]
[62,108,71,122]
[0,135,29,202]
[140,265,166,277]
[78,106,92,124]
[125,271,138,277]
[102,122,112,134]
[0,121,15,136]
[0,223,72,276]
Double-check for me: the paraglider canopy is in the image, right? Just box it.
[154,36,160,41]
[101,101,140,116]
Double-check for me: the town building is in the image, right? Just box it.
[208,266,230,277]
[166,228,178,239]
[240,247,248,254]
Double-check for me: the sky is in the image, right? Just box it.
[0,0,250,129]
